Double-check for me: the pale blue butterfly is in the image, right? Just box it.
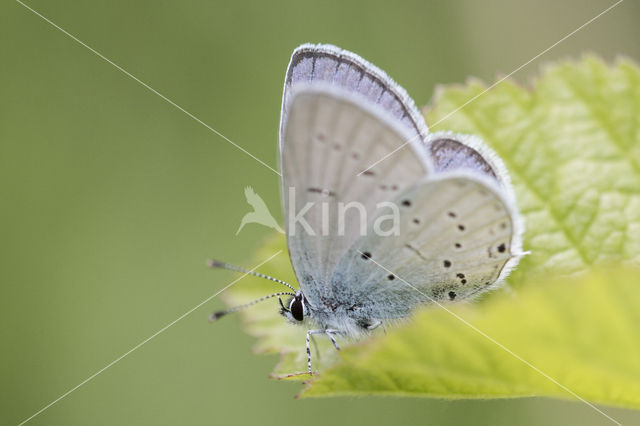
[210,43,524,375]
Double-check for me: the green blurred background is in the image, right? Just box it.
[2,0,640,425]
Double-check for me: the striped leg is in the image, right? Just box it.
[306,330,326,374]
[325,329,341,351]
[309,334,321,361]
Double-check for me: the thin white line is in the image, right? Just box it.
[15,0,281,177]
[357,0,624,176]
[358,251,622,426]
[17,250,283,426]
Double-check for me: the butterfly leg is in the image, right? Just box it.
[325,329,341,351]
[310,334,321,361]
[306,329,326,375]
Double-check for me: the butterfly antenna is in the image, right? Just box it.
[209,291,295,322]
[207,259,297,292]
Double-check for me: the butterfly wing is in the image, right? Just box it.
[331,172,523,319]
[280,84,432,303]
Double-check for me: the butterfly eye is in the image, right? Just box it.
[289,295,304,321]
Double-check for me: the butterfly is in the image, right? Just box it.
[209,43,524,376]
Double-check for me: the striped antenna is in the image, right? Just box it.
[207,259,297,292]
[209,291,295,322]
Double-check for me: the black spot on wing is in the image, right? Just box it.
[308,187,336,197]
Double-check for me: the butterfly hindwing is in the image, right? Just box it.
[331,172,522,319]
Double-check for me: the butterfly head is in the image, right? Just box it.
[280,292,309,323]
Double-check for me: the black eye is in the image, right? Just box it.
[290,296,304,321]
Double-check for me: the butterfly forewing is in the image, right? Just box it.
[332,173,520,319]
[281,87,431,302]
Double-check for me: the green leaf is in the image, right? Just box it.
[221,57,640,406]
[426,56,640,283]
